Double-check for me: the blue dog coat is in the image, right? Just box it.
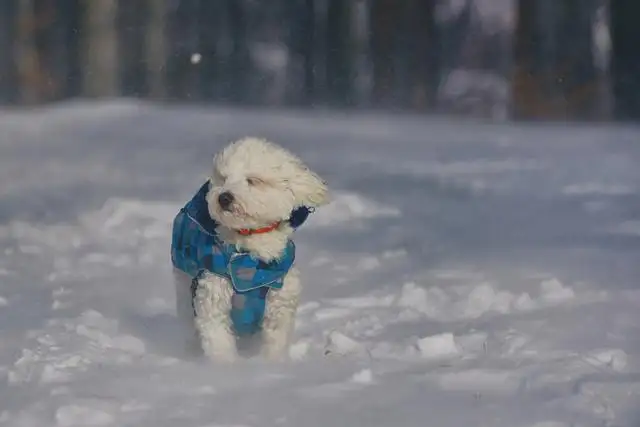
[171,182,300,335]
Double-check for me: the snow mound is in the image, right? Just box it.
[433,369,520,394]
[309,191,401,226]
[80,198,178,238]
[416,333,460,359]
[350,368,374,384]
[55,405,114,427]
[397,278,580,321]
[608,220,640,237]
[563,182,635,196]
[323,331,367,357]
[289,340,311,361]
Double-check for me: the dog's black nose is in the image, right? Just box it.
[218,192,234,210]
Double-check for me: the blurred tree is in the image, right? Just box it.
[166,0,226,102]
[402,0,439,109]
[166,0,186,99]
[226,0,249,103]
[16,0,40,103]
[54,0,83,99]
[83,0,118,97]
[610,0,640,121]
[512,0,598,120]
[146,0,167,99]
[118,0,148,97]
[369,0,439,109]
[195,0,220,101]
[325,0,353,106]
[557,0,598,120]
[436,0,472,74]
[166,0,198,100]
[512,0,556,119]
[369,0,402,106]
[32,0,61,101]
[0,0,19,103]
[301,0,316,105]
[284,0,317,106]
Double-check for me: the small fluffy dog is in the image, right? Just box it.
[171,137,328,362]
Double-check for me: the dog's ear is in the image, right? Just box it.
[290,164,329,208]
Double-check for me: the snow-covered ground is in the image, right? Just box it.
[1,101,640,427]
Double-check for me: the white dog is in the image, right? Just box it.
[171,137,328,362]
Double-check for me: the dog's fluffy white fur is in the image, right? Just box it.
[174,137,328,362]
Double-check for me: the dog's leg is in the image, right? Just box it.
[261,268,301,361]
[173,268,201,355]
[193,273,238,362]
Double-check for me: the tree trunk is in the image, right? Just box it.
[196,0,220,101]
[166,0,196,100]
[512,0,543,119]
[118,0,147,97]
[296,0,316,105]
[15,0,40,103]
[369,0,402,106]
[557,0,598,120]
[146,0,166,99]
[513,0,599,120]
[610,0,640,121]
[0,0,19,103]
[227,0,249,103]
[33,0,62,101]
[325,0,352,106]
[512,0,560,119]
[54,0,82,99]
[283,0,315,105]
[83,0,118,97]
[403,0,438,110]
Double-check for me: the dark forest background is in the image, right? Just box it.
[0,0,638,121]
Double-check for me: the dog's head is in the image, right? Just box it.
[207,137,328,232]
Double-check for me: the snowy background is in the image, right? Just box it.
[1,101,640,426]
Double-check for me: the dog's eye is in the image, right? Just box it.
[246,177,262,186]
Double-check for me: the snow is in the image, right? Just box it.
[1,100,640,427]
[350,368,374,384]
[190,53,202,65]
[55,405,114,427]
[416,333,460,359]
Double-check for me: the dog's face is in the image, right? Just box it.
[207,137,328,230]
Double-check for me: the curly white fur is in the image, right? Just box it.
[174,137,328,363]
